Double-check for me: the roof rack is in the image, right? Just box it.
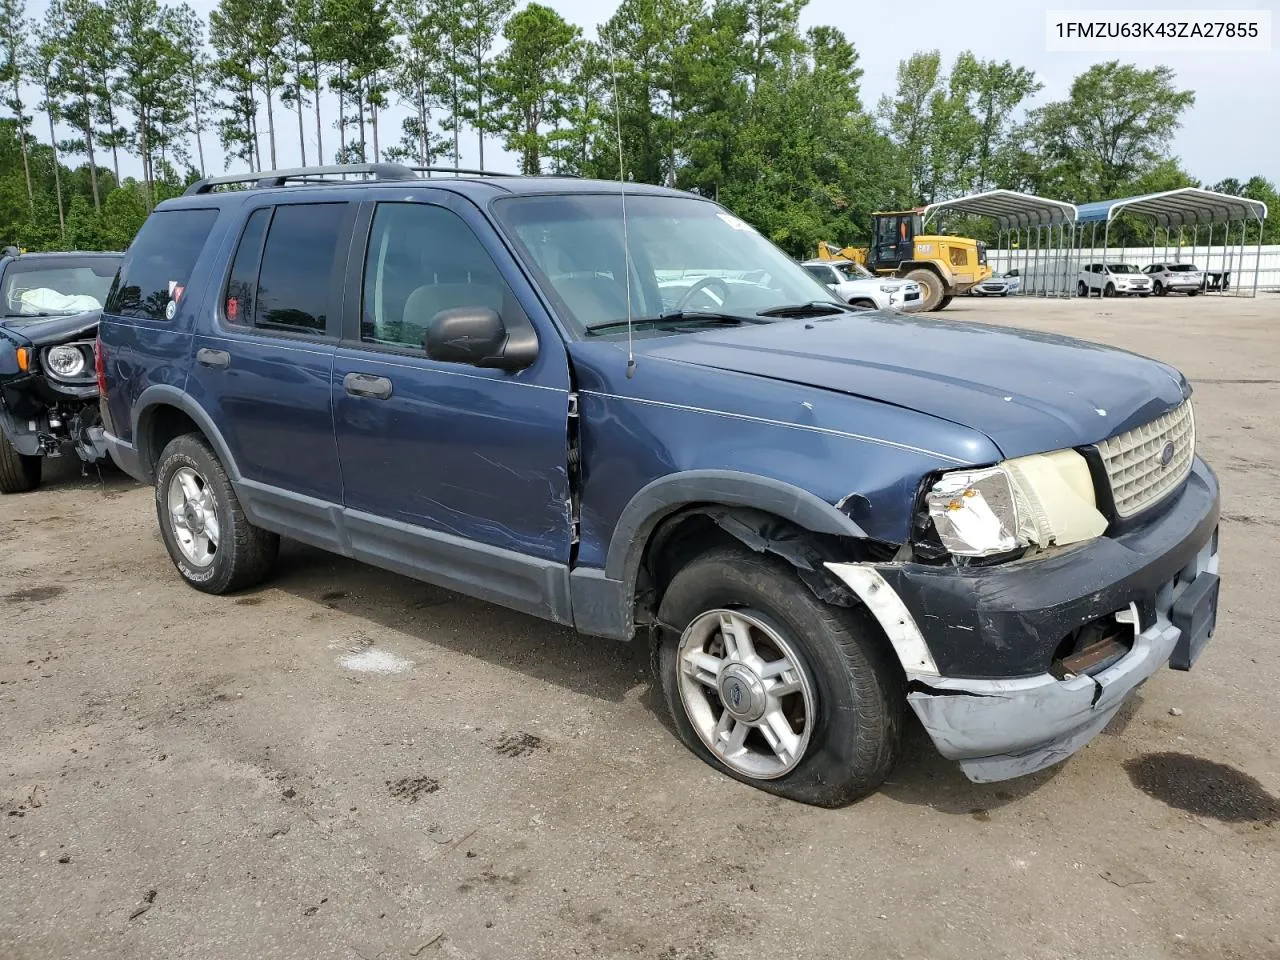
[183,163,420,196]
[410,166,516,178]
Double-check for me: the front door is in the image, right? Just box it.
[331,196,574,616]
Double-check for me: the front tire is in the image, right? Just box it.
[1104,283,1116,298]
[0,432,41,493]
[652,547,902,807]
[155,433,279,594]
[1154,281,1165,296]
[848,298,876,309]
[902,269,944,311]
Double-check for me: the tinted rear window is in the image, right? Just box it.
[254,204,347,333]
[105,209,218,320]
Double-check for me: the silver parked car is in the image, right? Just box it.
[971,270,1022,297]
[1143,263,1204,296]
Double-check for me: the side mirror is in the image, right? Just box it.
[424,307,537,372]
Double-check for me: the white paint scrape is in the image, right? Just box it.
[336,648,415,675]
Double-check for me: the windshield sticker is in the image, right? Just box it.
[716,212,753,232]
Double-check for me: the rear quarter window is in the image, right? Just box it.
[105,208,219,320]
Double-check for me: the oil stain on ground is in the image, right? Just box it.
[4,585,65,603]
[1125,752,1280,823]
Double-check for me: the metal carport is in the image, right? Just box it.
[1074,188,1269,297]
[922,190,1080,297]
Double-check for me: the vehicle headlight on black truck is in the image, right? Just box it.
[43,343,91,381]
[925,449,1109,558]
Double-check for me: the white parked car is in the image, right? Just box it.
[1077,263,1153,298]
[1143,262,1204,296]
[971,269,1022,297]
[800,259,924,311]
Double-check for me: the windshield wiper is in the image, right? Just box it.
[584,310,770,335]
[756,301,855,319]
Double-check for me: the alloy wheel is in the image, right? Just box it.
[676,608,817,780]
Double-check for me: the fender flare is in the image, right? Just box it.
[132,385,241,482]
[602,469,868,590]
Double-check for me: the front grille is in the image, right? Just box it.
[1095,401,1195,518]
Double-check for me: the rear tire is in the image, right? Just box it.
[902,269,944,311]
[652,546,902,807]
[155,433,279,594]
[1077,281,1088,297]
[0,432,41,493]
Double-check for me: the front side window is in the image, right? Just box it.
[493,194,837,336]
[803,265,834,284]
[254,203,348,333]
[361,202,515,349]
[3,257,121,317]
[105,209,218,320]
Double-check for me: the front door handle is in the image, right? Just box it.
[196,347,230,369]
[343,372,393,400]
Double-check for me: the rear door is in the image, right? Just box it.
[331,193,574,612]
[187,199,356,547]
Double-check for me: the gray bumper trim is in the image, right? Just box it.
[905,539,1218,783]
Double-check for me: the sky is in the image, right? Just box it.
[22,0,1280,193]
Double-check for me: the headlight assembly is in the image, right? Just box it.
[925,450,1109,559]
[926,467,1020,557]
[45,344,88,379]
[880,284,901,293]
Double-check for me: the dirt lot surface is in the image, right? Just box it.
[3,294,1279,960]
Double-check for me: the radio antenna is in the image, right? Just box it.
[609,45,636,379]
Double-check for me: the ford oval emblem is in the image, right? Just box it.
[1159,441,1176,466]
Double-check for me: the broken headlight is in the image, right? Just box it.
[925,451,1109,559]
[926,467,1020,557]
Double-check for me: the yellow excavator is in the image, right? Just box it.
[819,210,990,311]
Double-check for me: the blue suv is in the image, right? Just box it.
[99,164,1221,806]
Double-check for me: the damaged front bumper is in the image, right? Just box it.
[827,457,1221,783]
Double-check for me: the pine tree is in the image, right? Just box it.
[0,0,33,209]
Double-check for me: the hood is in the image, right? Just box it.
[633,312,1188,458]
[0,308,100,347]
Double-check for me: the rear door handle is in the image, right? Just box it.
[196,348,230,369]
[343,372,393,400]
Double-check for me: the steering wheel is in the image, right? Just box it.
[675,275,731,312]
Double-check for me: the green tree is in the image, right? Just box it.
[0,0,33,209]
[456,0,514,169]
[109,0,189,204]
[51,0,113,208]
[548,39,608,175]
[170,3,212,176]
[317,0,393,162]
[877,50,944,204]
[946,54,1041,194]
[489,3,578,174]
[28,9,66,239]
[1022,61,1195,201]
[388,0,445,166]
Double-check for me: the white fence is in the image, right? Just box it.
[987,244,1280,297]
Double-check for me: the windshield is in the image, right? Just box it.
[2,257,120,316]
[1107,264,1141,274]
[492,193,837,335]
[1167,264,1199,272]
[833,261,874,280]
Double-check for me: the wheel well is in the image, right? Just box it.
[140,404,203,476]
[638,505,894,622]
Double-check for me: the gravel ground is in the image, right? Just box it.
[2,293,1278,960]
